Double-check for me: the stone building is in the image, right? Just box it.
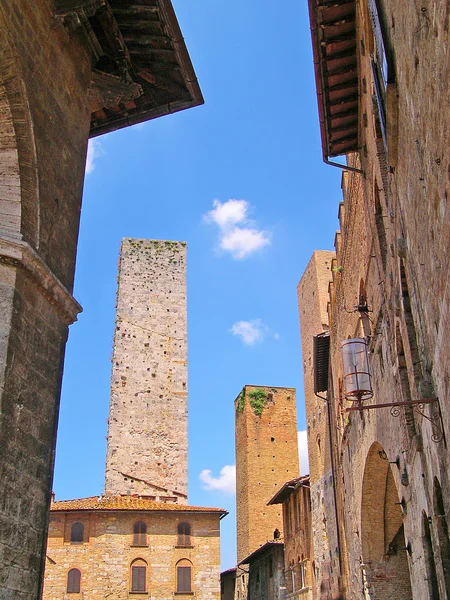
[105,239,188,502]
[0,3,202,599]
[239,542,286,600]
[268,476,314,600]
[43,495,225,600]
[297,252,342,599]
[221,567,237,600]
[235,385,299,564]
[301,1,450,599]
[43,239,226,599]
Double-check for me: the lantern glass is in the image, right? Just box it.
[341,338,373,401]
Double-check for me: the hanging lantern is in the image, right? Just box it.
[341,338,373,402]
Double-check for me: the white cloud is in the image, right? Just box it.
[273,332,280,341]
[204,198,248,229]
[85,139,103,175]
[298,430,309,476]
[220,227,270,259]
[199,465,236,495]
[203,199,271,259]
[231,319,267,345]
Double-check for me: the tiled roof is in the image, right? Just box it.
[268,475,310,505]
[51,495,226,515]
[239,542,284,566]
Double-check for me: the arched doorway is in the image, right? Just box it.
[361,442,413,599]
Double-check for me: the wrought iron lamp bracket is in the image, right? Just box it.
[345,397,445,445]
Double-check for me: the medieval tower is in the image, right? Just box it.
[297,250,340,595]
[235,385,299,563]
[105,238,188,503]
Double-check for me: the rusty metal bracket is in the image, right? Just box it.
[346,398,445,445]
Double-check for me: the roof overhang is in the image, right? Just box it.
[308,0,359,159]
[268,475,310,505]
[56,0,203,137]
[239,542,284,566]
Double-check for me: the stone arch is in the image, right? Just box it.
[433,478,450,598]
[421,511,440,599]
[361,442,412,599]
[0,8,39,246]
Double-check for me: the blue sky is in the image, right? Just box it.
[53,0,341,571]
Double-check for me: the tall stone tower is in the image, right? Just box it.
[297,250,334,487]
[105,239,188,503]
[297,250,336,577]
[235,385,299,563]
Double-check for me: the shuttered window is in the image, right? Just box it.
[177,566,192,592]
[67,568,81,593]
[133,521,147,546]
[131,565,146,592]
[70,522,84,543]
[177,522,191,547]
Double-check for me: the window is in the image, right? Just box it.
[368,0,394,148]
[177,559,192,593]
[67,568,81,593]
[131,559,147,593]
[177,522,191,547]
[133,521,147,546]
[70,522,84,543]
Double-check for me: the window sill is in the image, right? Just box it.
[129,592,149,595]
[175,545,194,549]
[130,545,149,548]
[174,592,194,596]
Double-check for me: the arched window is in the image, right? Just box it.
[177,522,191,547]
[67,568,81,593]
[131,559,147,593]
[70,522,84,543]
[176,559,192,593]
[133,521,147,546]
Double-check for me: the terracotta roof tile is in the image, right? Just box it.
[51,495,226,515]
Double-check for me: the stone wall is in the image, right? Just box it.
[301,1,450,599]
[235,386,299,564]
[281,482,314,599]
[246,545,285,600]
[0,2,91,598]
[43,509,221,600]
[297,252,342,598]
[105,239,188,502]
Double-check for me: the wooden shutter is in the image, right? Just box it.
[67,569,81,593]
[70,522,84,543]
[133,521,147,546]
[177,566,191,592]
[178,522,191,546]
[132,566,146,592]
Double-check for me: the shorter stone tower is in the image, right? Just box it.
[235,385,299,563]
[105,239,188,503]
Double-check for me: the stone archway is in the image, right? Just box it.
[361,442,413,599]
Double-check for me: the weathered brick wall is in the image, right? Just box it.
[0,3,91,598]
[105,239,188,502]
[235,386,299,564]
[43,510,221,600]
